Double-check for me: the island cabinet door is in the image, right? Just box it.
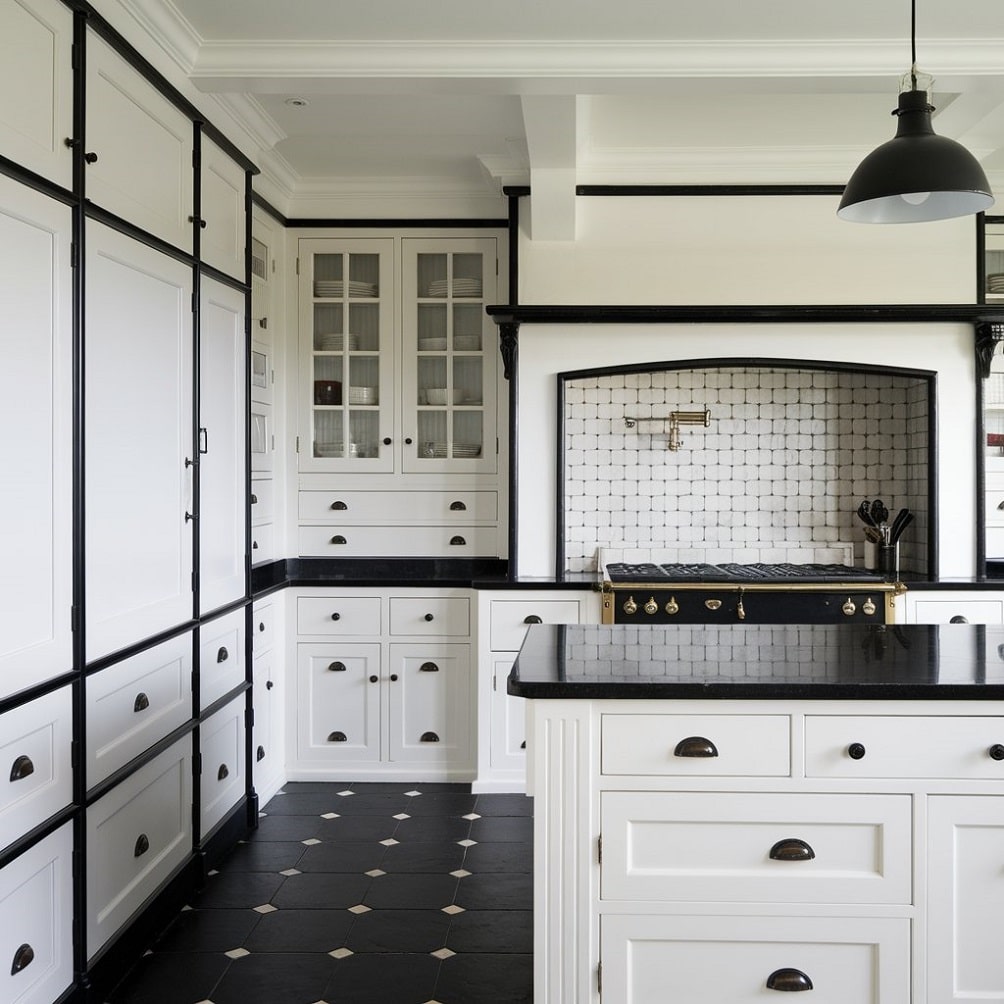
[600,914,910,1004]
[928,796,1004,1001]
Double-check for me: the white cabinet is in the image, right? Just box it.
[199,277,247,614]
[199,609,245,711]
[199,137,246,281]
[85,31,194,251]
[0,823,73,1004]
[199,696,246,838]
[0,174,72,698]
[251,598,284,803]
[291,588,474,780]
[928,796,1004,1001]
[0,0,73,188]
[85,223,194,661]
[475,591,598,791]
[904,590,1004,624]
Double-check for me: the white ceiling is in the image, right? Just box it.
[114,0,1004,223]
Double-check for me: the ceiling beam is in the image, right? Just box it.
[521,95,582,240]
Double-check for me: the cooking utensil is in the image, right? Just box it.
[870,499,889,525]
[857,501,877,527]
[889,511,914,544]
[889,507,912,543]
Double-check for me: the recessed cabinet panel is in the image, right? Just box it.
[85,31,194,250]
[250,479,275,521]
[0,686,72,850]
[0,175,72,698]
[489,599,584,651]
[199,698,245,837]
[199,610,245,711]
[86,736,192,958]
[85,633,191,788]
[389,596,470,637]
[296,596,382,636]
[0,823,73,1004]
[490,655,526,770]
[199,278,247,614]
[299,524,498,558]
[252,649,278,793]
[0,0,73,187]
[199,137,245,280]
[250,522,274,565]
[84,223,193,661]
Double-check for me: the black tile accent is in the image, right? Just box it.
[454,872,533,910]
[343,908,453,953]
[399,792,479,816]
[243,908,356,953]
[434,952,533,1003]
[271,872,372,909]
[258,791,356,815]
[253,813,328,842]
[362,872,459,910]
[192,871,286,909]
[462,841,534,874]
[152,908,260,953]
[470,815,534,843]
[324,952,442,1004]
[379,839,466,873]
[446,909,534,954]
[220,840,306,872]
[318,814,400,842]
[209,952,335,1004]
[321,792,414,815]
[296,840,388,873]
[106,949,230,1003]
[390,815,471,842]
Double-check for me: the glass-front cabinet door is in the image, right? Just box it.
[402,238,497,474]
[298,238,394,471]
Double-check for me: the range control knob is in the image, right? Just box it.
[842,597,857,616]
[644,597,658,615]
[665,596,680,615]
[623,596,638,616]
[862,597,876,616]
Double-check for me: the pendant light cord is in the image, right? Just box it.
[910,0,917,89]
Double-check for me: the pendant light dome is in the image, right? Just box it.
[837,1,994,223]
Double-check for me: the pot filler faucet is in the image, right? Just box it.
[624,409,712,450]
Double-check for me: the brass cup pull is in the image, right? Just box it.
[420,731,440,743]
[988,744,1004,761]
[419,662,440,672]
[328,731,347,742]
[674,736,719,758]
[217,646,229,663]
[217,764,229,780]
[704,598,722,611]
[450,535,466,546]
[766,968,814,992]
[256,745,266,762]
[524,615,543,624]
[769,837,816,861]
[134,833,150,857]
[328,661,347,672]
[10,943,34,975]
[133,692,150,713]
[9,755,35,782]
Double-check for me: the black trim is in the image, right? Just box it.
[977,341,988,577]
[554,377,567,581]
[84,618,198,676]
[0,806,77,871]
[200,260,250,294]
[0,154,75,206]
[84,202,196,268]
[577,184,846,197]
[287,217,509,228]
[0,670,77,717]
[250,190,287,226]
[199,680,252,723]
[502,186,530,198]
[506,195,520,577]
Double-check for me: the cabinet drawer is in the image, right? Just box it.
[389,596,470,637]
[0,823,73,1004]
[601,791,911,905]
[199,609,245,711]
[252,601,275,652]
[299,489,497,523]
[912,598,1004,624]
[805,715,1004,779]
[251,522,274,565]
[250,478,274,521]
[86,634,191,787]
[297,596,382,636]
[490,598,584,651]
[200,698,245,837]
[86,736,192,958]
[986,491,1004,528]
[601,914,909,1004]
[298,524,499,558]
[0,687,73,851]
[602,714,791,776]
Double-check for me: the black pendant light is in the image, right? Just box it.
[837,0,994,223]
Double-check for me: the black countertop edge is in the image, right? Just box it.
[507,680,1004,700]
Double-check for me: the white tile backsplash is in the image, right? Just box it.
[563,365,929,574]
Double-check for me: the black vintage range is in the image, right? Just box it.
[600,561,904,625]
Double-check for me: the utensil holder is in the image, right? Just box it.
[877,543,899,579]
[863,541,877,571]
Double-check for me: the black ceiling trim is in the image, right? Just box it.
[251,191,288,226]
[577,184,846,197]
[286,218,509,229]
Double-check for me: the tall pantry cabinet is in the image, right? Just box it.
[0,2,259,1000]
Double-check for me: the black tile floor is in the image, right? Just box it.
[106,783,534,1004]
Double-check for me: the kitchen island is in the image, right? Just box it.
[509,623,1004,1004]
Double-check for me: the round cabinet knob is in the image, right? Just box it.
[265,680,274,690]
[644,597,658,615]
[842,597,857,616]
[405,437,413,445]
[766,968,814,992]
[847,742,867,760]
[674,736,719,758]
[369,675,378,683]
[988,744,1004,761]
[665,596,680,615]
[623,596,638,616]
[424,613,434,622]
[390,674,399,682]
[331,612,341,621]
[84,151,98,164]
[383,437,392,446]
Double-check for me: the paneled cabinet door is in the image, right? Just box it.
[199,137,246,281]
[252,649,280,793]
[0,174,72,699]
[199,277,247,614]
[0,0,73,188]
[401,238,498,474]
[297,238,395,472]
[388,644,470,765]
[928,796,1004,1001]
[85,223,194,661]
[491,656,525,771]
[85,30,194,251]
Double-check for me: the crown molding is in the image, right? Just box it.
[112,0,202,72]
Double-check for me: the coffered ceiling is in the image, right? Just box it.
[110,0,1004,225]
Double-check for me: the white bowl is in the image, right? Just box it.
[425,388,465,405]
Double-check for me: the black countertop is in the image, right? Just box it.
[509,623,1004,700]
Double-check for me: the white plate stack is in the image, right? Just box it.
[453,334,481,351]
[417,337,448,351]
[314,279,378,298]
[421,442,481,458]
[347,386,378,405]
[426,278,482,298]
[317,333,360,351]
[989,273,1004,296]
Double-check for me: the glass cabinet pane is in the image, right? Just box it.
[986,222,1004,303]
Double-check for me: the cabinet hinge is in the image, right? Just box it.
[70,604,80,633]
[271,258,276,274]
[72,847,83,882]
[70,739,79,770]
[597,961,602,995]
[194,752,202,776]
[295,257,300,275]
[597,834,602,864]
[191,570,199,592]
[295,436,300,454]
[492,674,497,692]
[246,707,255,729]
[192,148,201,171]
[70,241,77,269]
[192,291,198,314]
[71,42,80,71]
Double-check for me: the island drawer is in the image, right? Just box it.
[600,914,910,1003]
[601,714,790,776]
[600,791,911,904]
[199,697,245,837]
[804,715,1004,778]
[296,596,382,637]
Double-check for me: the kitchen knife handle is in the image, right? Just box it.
[673,736,719,758]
